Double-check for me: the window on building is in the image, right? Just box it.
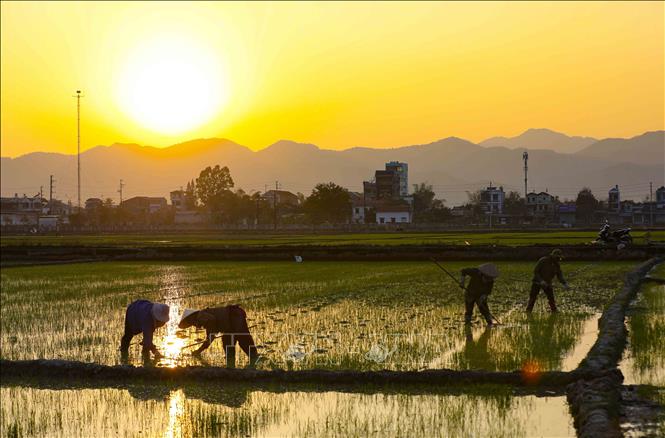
[379,217,385,224]
[391,217,396,223]
[401,217,407,222]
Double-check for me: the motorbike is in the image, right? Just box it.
[596,223,633,245]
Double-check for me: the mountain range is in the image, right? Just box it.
[2,129,663,206]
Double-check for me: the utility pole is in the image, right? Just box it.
[118,179,124,205]
[49,175,54,214]
[273,181,279,230]
[74,90,83,211]
[650,181,654,227]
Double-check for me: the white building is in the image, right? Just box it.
[1,194,45,226]
[480,185,505,214]
[376,204,411,224]
[526,191,558,216]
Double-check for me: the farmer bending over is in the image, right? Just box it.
[526,249,569,313]
[460,263,500,326]
[120,300,170,359]
[179,305,260,368]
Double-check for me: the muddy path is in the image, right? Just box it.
[2,243,663,266]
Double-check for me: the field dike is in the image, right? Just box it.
[1,243,663,266]
[1,257,662,437]
[566,257,663,438]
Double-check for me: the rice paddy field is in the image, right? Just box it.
[0,259,641,436]
[2,229,663,248]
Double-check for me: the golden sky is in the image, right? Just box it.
[1,1,663,157]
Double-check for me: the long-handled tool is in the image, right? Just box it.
[430,258,502,325]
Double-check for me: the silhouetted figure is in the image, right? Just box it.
[460,263,500,326]
[179,305,259,368]
[526,249,569,313]
[120,300,170,360]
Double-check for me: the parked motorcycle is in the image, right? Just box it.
[596,222,633,246]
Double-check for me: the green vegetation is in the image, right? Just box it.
[0,383,574,437]
[2,230,663,248]
[1,260,631,371]
[621,264,665,389]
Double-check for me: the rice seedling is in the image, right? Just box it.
[1,260,632,372]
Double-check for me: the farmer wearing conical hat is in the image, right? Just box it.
[178,305,259,368]
[526,249,569,313]
[460,263,500,326]
[120,300,170,359]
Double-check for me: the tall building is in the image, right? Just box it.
[480,185,505,214]
[375,170,400,200]
[608,185,620,212]
[385,161,409,198]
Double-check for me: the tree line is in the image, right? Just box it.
[69,164,608,227]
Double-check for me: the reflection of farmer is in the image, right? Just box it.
[462,325,492,369]
[179,305,259,368]
[460,263,499,326]
[120,300,170,359]
[182,384,249,408]
[527,249,569,313]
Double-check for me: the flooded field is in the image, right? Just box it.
[0,382,574,437]
[621,263,665,392]
[1,261,630,372]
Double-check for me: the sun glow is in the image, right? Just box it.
[115,36,228,135]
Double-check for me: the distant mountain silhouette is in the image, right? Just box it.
[575,131,664,166]
[2,130,663,206]
[480,128,597,154]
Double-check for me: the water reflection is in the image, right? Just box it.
[621,282,665,386]
[157,266,188,368]
[0,382,574,437]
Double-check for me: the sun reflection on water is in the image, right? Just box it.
[157,267,189,368]
[164,389,185,438]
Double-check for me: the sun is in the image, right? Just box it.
[116,36,228,135]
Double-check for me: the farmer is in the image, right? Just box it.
[460,263,500,326]
[526,249,570,313]
[179,305,260,368]
[120,300,170,359]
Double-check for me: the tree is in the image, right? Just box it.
[504,191,527,216]
[185,180,197,210]
[304,182,351,224]
[575,187,599,225]
[195,165,234,210]
[465,190,485,222]
[412,182,449,223]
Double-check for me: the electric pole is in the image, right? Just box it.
[118,179,124,205]
[74,90,83,211]
[273,181,279,230]
[49,175,54,214]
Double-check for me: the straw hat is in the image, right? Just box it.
[178,308,200,329]
[478,263,499,278]
[151,303,170,323]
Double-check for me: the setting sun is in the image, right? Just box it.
[115,35,228,135]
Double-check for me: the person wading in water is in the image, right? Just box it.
[460,263,500,327]
[179,305,260,368]
[120,300,170,360]
[526,249,569,313]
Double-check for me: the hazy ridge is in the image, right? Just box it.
[2,130,663,206]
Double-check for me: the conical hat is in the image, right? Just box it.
[478,263,499,278]
[178,308,200,328]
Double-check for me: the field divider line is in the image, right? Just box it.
[566,256,663,438]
